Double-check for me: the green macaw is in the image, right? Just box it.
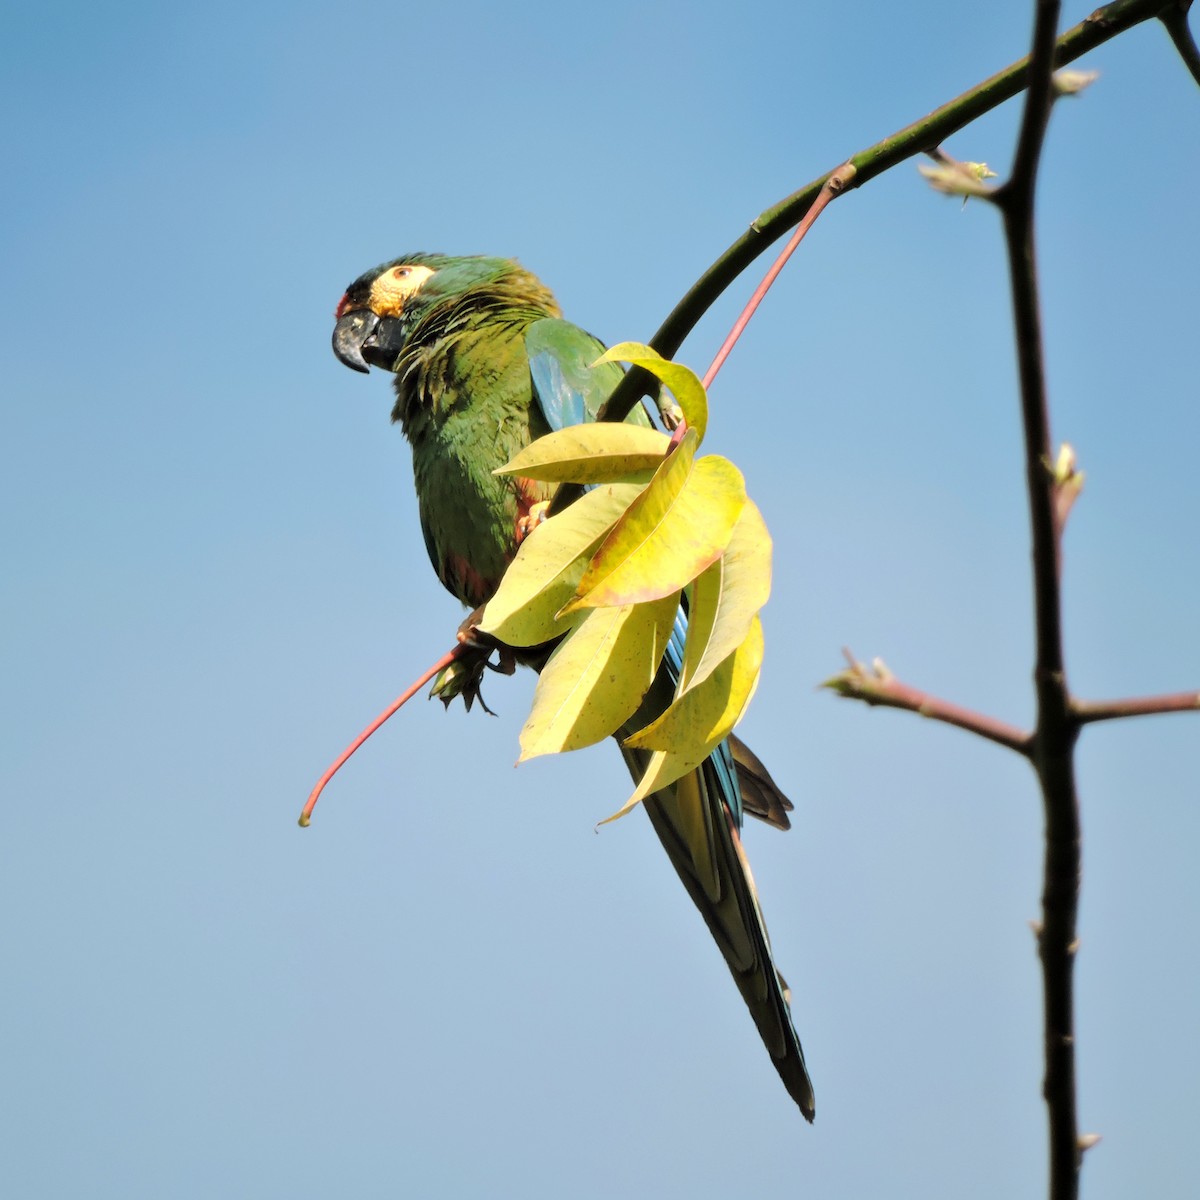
[332,253,815,1119]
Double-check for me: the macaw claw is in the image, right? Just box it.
[516,500,552,543]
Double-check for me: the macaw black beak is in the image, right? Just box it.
[332,308,409,374]
[332,308,380,373]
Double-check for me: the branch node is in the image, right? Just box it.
[1160,2,1200,87]
[826,160,858,193]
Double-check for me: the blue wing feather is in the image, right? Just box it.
[528,346,589,430]
[526,317,617,430]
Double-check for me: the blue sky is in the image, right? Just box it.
[4,2,1199,1196]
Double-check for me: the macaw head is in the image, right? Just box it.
[331,253,533,373]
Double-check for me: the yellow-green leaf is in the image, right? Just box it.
[561,429,696,607]
[493,424,670,483]
[624,616,764,754]
[677,499,772,695]
[478,483,645,647]
[593,342,709,443]
[518,592,680,760]
[597,747,708,825]
[564,436,747,612]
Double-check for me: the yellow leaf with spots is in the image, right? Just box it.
[563,434,747,613]
[494,424,670,484]
[593,343,709,443]
[676,500,772,695]
[518,592,680,760]
[624,616,764,754]
[479,483,644,647]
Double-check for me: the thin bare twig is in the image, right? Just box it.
[1074,691,1200,724]
[824,652,1032,754]
[299,642,477,826]
[701,164,856,390]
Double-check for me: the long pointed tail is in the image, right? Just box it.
[619,735,815,1120]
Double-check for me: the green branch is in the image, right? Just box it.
[596,0,1173,427]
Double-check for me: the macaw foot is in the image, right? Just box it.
[515,500,552,544]
[429,609,516,714]
[456,606,517,676]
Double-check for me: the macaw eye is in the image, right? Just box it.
[367,261,435,315]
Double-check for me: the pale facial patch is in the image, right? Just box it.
[368,263,436,318]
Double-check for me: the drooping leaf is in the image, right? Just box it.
[597,617,766,825]
[494,424,670,484]
[479,483,644,647]
[597,746,709,825]
[518,592,680,760]
[593,342,709,442]
[563,435,747,612]
[559,429,696,607]
[624,616,764,754]
[676,499,772,695]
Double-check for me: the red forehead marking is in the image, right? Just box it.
[334,292,352,320]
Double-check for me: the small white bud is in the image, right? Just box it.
[919,160,997,198]
[1053,69,1100,96]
